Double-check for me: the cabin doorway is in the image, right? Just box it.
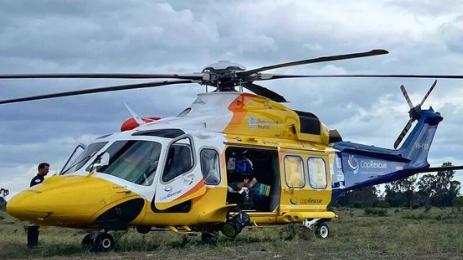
[225,146,280,212]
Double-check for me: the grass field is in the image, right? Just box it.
[0,207,462,259]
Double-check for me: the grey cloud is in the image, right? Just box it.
[439,16,463,54]
[388,0,463,16]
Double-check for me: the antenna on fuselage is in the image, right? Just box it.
[124,102,145,126]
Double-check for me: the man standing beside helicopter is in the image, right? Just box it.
[26,162,49,248]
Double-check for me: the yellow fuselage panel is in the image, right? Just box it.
[140,187,229,226]
[223,93,330,144]
[7,175,141,227]
[278,148,332,213]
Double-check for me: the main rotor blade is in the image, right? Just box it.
[239,49,388,77]
[394,118,414,149]
[400,85,414,109]
[0,80,194,105]
[419,80,437,107]
[0,73,203,80]
[256,74,463,80]
[242,82,287,102]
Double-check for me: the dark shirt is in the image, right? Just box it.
[229,158,255,183]
[30,175,44,187]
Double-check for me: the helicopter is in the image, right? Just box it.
[2,49,463,251]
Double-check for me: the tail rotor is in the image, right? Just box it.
[393,80,438,149]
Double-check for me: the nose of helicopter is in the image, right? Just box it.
[6,175,140,226]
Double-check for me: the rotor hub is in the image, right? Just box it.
[203,60,246,71]
[202,60,247,91]
[409,106,422,121]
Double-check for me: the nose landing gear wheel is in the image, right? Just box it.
[315,222,329,239]
[82,232,115,252]
[94,232,114,252]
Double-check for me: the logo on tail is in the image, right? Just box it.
[347,154,359,174]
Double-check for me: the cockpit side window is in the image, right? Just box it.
[97,140,162,186]
[162,137,194,182]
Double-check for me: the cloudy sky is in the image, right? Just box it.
[1,0,462,196]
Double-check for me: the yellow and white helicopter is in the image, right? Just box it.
[2,49,463,251]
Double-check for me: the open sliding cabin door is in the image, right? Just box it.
[154,135,206,211]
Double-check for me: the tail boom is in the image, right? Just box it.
[332,108,443,198]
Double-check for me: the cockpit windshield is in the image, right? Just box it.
[96,140,162,186]
[61,142,108,174]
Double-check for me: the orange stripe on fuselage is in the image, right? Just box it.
[176,180,205,201]
[226,93,256,129]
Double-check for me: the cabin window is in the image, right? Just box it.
[284,155,305,188]
[200,149,220,185]
[162,137,194,182]
[332,153,345,188]
[97,140,162,186]
[308,157,327,189]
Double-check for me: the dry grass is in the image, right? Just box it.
[0,208,462,259]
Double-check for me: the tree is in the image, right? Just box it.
[333,186,380,208]
[385,177,417,208]
[416,174,435,207]
[416,162,461,207]
[384,185,406,207]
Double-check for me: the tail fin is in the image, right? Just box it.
[398,108,442,167]
[394,81,442,167]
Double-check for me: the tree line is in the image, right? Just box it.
[334,162,463,208]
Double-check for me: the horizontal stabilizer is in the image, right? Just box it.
[413,165,463,174]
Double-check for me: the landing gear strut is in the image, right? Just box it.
[82,232,115,252]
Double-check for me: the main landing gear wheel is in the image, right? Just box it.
[315,222,330,239]
[82,232,115,252]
